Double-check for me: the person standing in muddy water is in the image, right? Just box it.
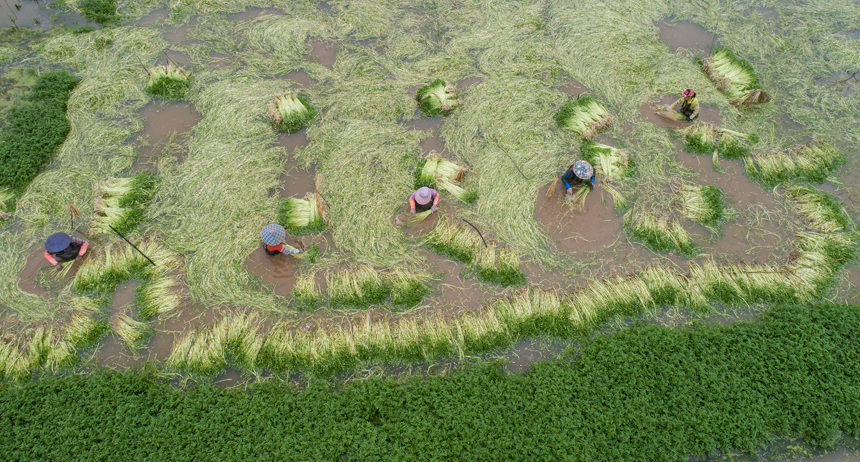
[563,160,597,198]
[409,186,439,215]
[672,88,699,121]
[43,232,89,271]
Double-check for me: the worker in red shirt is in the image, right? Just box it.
[261,224,302,256]
[44,232,89,271]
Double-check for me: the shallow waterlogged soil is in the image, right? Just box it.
[3,0,860,456]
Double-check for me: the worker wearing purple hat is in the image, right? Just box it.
[43,232,89,271]
[409,186,440,215]
[562,160,597,198]
[672,89,699,122]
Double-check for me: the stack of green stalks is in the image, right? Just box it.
[113,313,154,351]
[386,268,432,308]
[554,96,614,139]
[702,48,772,106]
[291,271,320,311]
[266,90,317,133]
[468,243,526,287]
[624,207,697,257]
[673,182,726,233]
[145,63,191,101]
[424,216,525,286]
[73,239,181,294]
[278,192,328,234]
[680,123,757,158]
[88,172,158,236]
[580,140,636,209]
[135,275,183,321]
[415,153,478,204]
[786,186,854,234]
[745,140,844,186]
[326,265,389,308]
[0,297,107,380]
[416,79,464,117]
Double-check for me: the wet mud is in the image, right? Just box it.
[419,250,496,316]
[558,80,590,97]
[656,19,717,54]
[309,40,337,69]
[639,94,721,129]
[535,183,625,256]
[228,8,284,22]
[133,101,202,171]
[245,245,305,297]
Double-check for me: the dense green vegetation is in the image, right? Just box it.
[1,304,857,461]
[79,0,119,26]
[0,70,78,192]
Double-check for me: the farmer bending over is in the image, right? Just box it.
[672,88,699,122]
[44,232,89,271]
[409,186,439,215]
[261,224,302,256]
[563,160,596,198]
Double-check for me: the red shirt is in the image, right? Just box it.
[265,244,284,252]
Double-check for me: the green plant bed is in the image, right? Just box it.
[79,0,119,25]
[0,70,78,191]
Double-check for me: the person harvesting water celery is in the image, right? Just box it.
[409,186,440,215]
[43,232,90,271]
[672,89,699,121]
[562,160,597,198]
[261,224,303,257]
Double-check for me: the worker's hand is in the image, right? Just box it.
[76,255,82,261]
[565,188,572,198]
[431,204,437,213]
[410,208,416,216]
[592,178,599,188]
[54,263,63,271]
[686,116,692,122]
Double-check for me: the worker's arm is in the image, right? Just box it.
[409,196,417,214]
[44,251,61,270]
[77,240,88,258]
[561,169,575,190]
[671,97,683,110]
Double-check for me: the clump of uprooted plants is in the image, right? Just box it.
[88,172,159,236]
[424,215,525,286]
[744,139,844,186]
[266,90,317,133]
[413,152,478,209]
[566,140,636,209]
[416,79,464,117]
[145,60,191,101]
[672,180,727,233]
[0,297,109,380]
[702,48,771,107]
[624,206,697,257]
[287,265,432,310]
[554,96,614,139]
[679,121,759,158]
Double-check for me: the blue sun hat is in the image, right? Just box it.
[45,232,72,253]
[572,160,594,180]
[261,224,286,245]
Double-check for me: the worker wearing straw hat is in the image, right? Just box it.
[672,89,699,122]
[562,160,596,198]
[43,232,89,271]
[409,186,440,215]
[261,224,303,257]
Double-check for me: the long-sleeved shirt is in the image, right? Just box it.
[672,96,699,119]
[561,167,594,190]
[409,188,440,211]
[265,243,300,255]
[44,237,88,266]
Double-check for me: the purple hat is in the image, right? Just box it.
[572,160,594,180]
[261,224,286,245]
[414,187,433,205]
[45,232,71,253]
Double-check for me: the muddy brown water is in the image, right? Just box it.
[656,19,716,54]
[0,0,90,30]
[228,7,284,22]
[245,245,305,297]
[214,368,243,387]
[559,80,590,97]
[18,241,84,296]
[309,40,337,69]
[419,250,496,315]
[639,94,721,129]
[111,281,138,310]
[504,339,565,374]
[281,70,314,87]
[133,101,201,171]
[407,116,450,157]
[535,183,625,256]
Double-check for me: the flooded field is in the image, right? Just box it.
[2,0,860,457]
